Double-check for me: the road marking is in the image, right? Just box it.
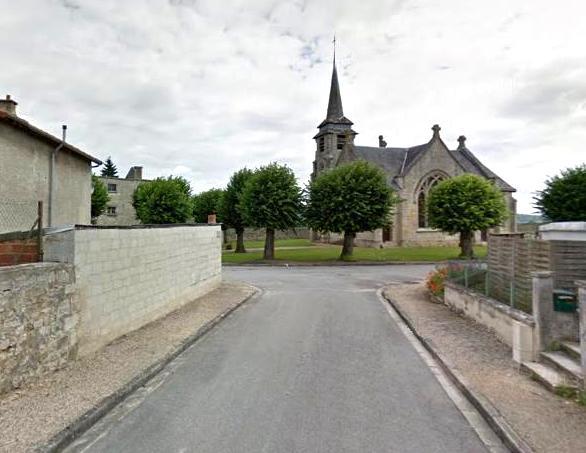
[376,288,509,453]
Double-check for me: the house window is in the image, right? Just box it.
[416,172,447,228]
[107,183,117,193]
[107,206,117,216]
[337,134,346,150]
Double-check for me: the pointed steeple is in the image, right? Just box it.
[326,57,344,121]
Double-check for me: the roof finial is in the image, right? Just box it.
[457,135,467,150]
[431,124,441,139]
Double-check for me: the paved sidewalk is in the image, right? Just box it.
[384,283,586,453]
[0,281,256,453]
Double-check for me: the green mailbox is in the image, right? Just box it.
[553,289,577,313]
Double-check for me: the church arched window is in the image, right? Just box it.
[416,172,448,228]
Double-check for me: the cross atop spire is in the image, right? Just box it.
[332,33,336,61]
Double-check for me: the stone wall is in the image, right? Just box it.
[0,263,79,394]
[225,227,310,242]
[44,224,222,356]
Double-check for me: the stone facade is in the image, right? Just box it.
[0,95,102,233]
[0,262,79,394]
[44,224,222,356]
[96,166,146,226]
[312,62,517,248]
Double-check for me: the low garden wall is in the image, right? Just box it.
[44,224,222,356]
[225,227,310,242]
[444,282,537,362]
[0,263,79,394]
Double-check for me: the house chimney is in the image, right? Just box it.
[0,95,18,116]
[125,166,143,180]
[457,135,467,150]
[378,135,387,148]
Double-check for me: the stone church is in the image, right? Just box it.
[311,59,517,247]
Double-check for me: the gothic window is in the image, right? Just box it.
[416,172,447,228]
[337,134,345,150]
[418,192,426,228]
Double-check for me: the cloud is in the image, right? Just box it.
[0,0,585,213]
[501,60,586,123]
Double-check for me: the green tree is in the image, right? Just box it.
[192,188,225,223]
[91,175,110,221]
[306,161,398,260]
[219,168,254,253]
[240,163,303,260]
[132,176,192,224]
[427,174,507,259]
[100,156,118,177]
[534,164,586,221]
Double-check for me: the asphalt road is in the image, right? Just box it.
[66,265,492,453]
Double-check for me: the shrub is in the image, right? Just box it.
[426,266,448,299]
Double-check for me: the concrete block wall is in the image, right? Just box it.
[45,225,222,356]
[0,262,79,394]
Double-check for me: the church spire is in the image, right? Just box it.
[326,56,344,120]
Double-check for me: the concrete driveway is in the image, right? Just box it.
[65,265,496,453]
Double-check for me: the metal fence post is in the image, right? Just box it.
[485,270,489,296]
[37,201,43,262]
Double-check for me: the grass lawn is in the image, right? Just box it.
[223,243,487,263]
[225,238,313,249]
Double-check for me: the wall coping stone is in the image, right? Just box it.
[445,281,535,326]
[0,261,71,274]
[45,223,220,235]
[0,230,37,241]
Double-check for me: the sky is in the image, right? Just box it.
[1,0,585,214]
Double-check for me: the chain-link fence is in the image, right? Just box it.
[0,200,39,234]
[446,260,533,314]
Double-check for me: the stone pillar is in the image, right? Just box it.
[576,280,586,388]
[532,271,554,352]
[512,320,536,363]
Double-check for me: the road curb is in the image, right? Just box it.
[37,286,260,453]
[223,261,442,267]
[381,290,534,453]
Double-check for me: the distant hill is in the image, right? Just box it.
[517,213,545,224]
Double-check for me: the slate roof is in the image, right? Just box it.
[0,110,102,164]
[350,141,515,192]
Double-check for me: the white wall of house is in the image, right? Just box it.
[0,122,92,232]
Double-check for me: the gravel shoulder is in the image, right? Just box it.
[0,280,256,453]
[384,283,586,453]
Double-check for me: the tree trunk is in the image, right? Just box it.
[459,231,475,259]
[341,231,356,260]
[264,228,275,260]
[235,228,246,253]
